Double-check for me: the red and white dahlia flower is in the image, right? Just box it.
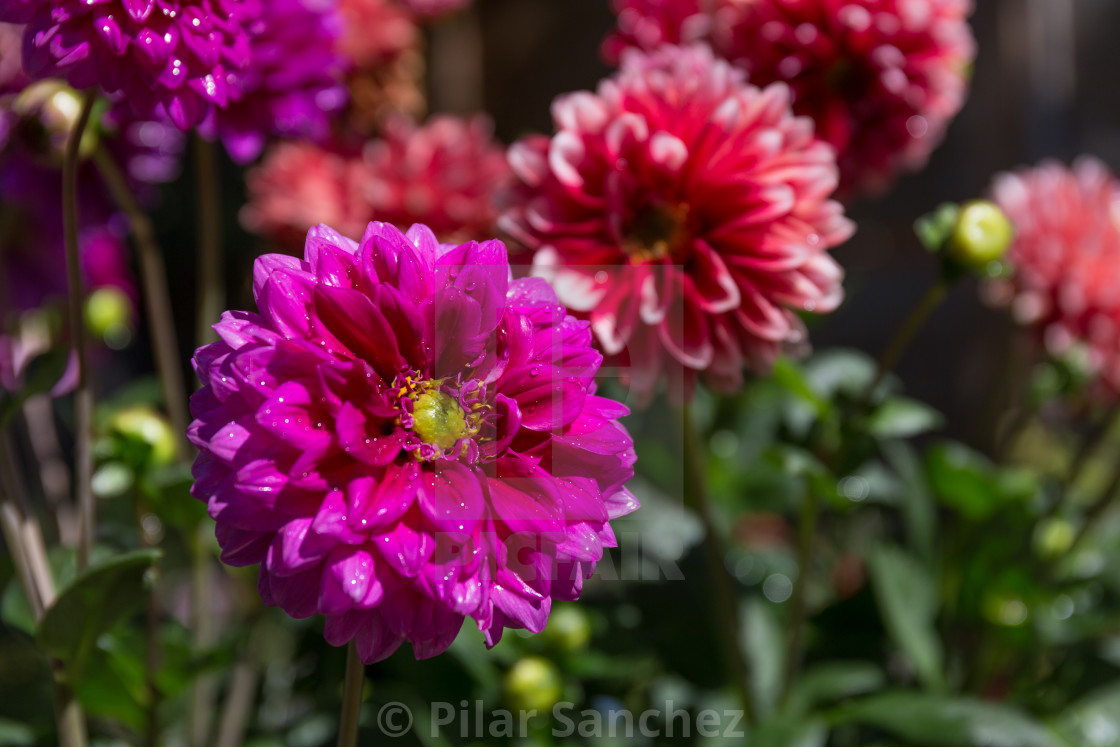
[189,221,637,661]
[604,0,976,195]
[500,44,853,402]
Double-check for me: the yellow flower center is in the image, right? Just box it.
[411,390,469,450]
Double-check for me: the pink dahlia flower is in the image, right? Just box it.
[336,0,416,69]
[206,0,348,163]
[500,44,853,402]
[398,0,470,21]
[604,0,976,195]
[357,115,509,242]
[189,221,638,661]
[0,0,256,129]
[240,140,371,249]
[987,158,1120,393]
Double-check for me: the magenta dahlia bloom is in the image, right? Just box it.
[500,45,852,402]
[604,0,976,195]
[0,0,256,129]
[987,158,1120,394]
[205,0,348,163]
[357,115,510,242]
[189,221,638,661]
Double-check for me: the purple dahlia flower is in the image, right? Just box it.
[0,0,257,129]
[189,222,638,661]
[206,0,348,164]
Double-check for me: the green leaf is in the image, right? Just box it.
[751,717,827,747]
[802,349,877,400]
[773,357,828,414]
[831,692,1064,747]
[881,441,937,563]
[784,661,885,716]
[0,347,70,425]
[742,599,785,719]
[925,441,1002,520]
[0,718,35,747]
[914,203,961,253]
[867,545,944,690]
[867,397,944,440]
[1052,680,1120,746]
[36,549,160,685]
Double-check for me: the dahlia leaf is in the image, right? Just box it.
[781,661,885,718]
[742,598,784,719]
[0,346,71,427]
[867,397,944,440]
[867,545,944,692]
[36,549,161,686]
[830,692,1064,747]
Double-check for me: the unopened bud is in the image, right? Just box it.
[504,656,563,714]
[946,200,1013,271]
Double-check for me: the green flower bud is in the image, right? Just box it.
[946,200,1013,271]
[543,604,592,652]
[109,406,177,468]
[1034,517,1075,558]
[85,287,134,348]
[12,80,99,162]
[504,656,563,714]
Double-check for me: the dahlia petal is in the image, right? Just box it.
[320,546,382,614]
[269,517,334,577]
[377,519,437,578]
[418,462,487,539]
[312,284,405,374]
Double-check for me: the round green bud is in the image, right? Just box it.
[85,287,134,347]
[504,656,563,714]
[947,200,1014,270]
[1034,517,1075,558]
[110,406,177,467]
[543,604,592,652]
[13,81,99,162]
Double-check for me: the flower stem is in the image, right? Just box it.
[0,433,88,747]
[781,482,819,702]
[337,642,364,747]
[91,147,191,460]
[681,407,754,723]
[63,89,97,572]
[194,137,223,347]
[862,278,949,406]
[1043,404,1120,523]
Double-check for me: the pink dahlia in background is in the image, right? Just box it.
[206,0,348,163]
[500,44,852,402]
[189,221,637,661]
[240,140,371,249]
[357,115,509,242]
[243,115,508,248]
[336,0,417,69]
[987,158,1120,393]
[0,0,256,129]
[398,0,471,22]
[604,0,976,195]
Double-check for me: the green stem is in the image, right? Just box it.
[781,483,819,702]
[91,147,191,461]
[0,433,88,747]
[63,89,97,572]
[1043,404,1120,523]
[194,137,223,348]
[337,642,364,747]
[862,278,949,406]
[681,407,755,723]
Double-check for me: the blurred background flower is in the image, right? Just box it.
[603,0,976,196]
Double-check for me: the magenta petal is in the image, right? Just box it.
[376,520,436,578]
[319,546,382,614]
[417,462,486,539]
